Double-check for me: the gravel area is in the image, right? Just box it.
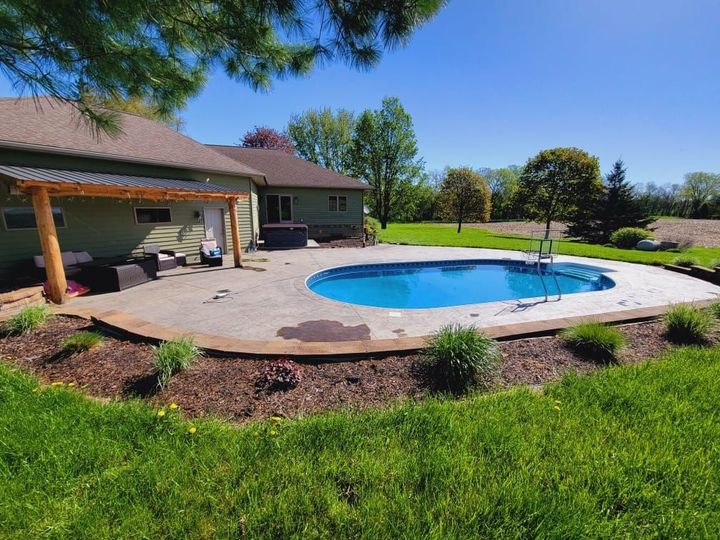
[462,218,720,247]
[1,315,703,424]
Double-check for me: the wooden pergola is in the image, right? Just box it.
[7,171,248,305]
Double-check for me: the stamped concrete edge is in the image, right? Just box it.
[53,299,718,359]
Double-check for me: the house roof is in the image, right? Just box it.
[0,98,264,179]
[209,145,371,190]
[0,165,245,202]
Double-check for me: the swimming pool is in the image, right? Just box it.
[306,260,615,309]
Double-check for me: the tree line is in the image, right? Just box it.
[240,97,720,239]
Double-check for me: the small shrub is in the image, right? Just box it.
[424,324,499,392]
[61,331,103,353]
[663,305,713,344]
[258,358,302,391]
[709,259,720,269]
[560,322,626,362]
[3,304,52,335]
[610,227,653,249]
[670,256,699,268]
[153,337,201,388]
[602,243,615,248]
[709,302,720,320]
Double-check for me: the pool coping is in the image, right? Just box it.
[53,299,717,358]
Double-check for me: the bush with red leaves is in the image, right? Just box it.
[258,359,302,391]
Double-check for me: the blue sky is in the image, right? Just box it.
[2,0,718,185]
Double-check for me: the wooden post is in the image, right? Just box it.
[31,188,67,303]
[228,197,243,268]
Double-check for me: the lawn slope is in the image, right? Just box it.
[377,223,720,266]
[1,348,720,538]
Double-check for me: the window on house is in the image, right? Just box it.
[2,207,65,230]
[329,195,347,212]
[134,207,172,224]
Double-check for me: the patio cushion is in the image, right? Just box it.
[74,251,93,263]
[33,255,45,269]
[158,254,174,261]
[61,251,78,267]
[143,244,161,255]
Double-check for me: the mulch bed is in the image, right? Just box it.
[0,315,714,424]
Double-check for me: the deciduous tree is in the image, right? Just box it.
[0,0,446,134]
[484,167,520,220]
[241,127,295,153]
[514,147,602,234]
[437,167,491,233]
[681,172,720,218]
[351,97,423,229]
[287,108,355,174]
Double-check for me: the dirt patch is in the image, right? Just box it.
[460,218,720,248]
[648,219,720,248]
[0,316,712,424]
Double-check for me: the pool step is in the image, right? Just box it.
[556,268,602,282]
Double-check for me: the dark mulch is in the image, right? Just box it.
[0,316,713,424]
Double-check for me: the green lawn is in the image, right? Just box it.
[2,347,720,538]
[377,223,720,266]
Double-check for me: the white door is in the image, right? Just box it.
[203,208,226,251]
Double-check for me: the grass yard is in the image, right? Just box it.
[377,223,720,266]
[2,347,720,538]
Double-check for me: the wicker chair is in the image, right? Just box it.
[199,239,223,267]
[143,245,178,272]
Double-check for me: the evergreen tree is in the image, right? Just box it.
[567,159,651,242]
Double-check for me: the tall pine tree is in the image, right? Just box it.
[568,159,650,243]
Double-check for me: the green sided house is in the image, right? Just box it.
[210,146,370,242]
[0,98,368,303]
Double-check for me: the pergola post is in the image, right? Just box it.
[31,187,67,304]
[228,196,243,268]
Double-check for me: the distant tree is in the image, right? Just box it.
[392,177,438,222]
[288,108,356,174]
[567,159,651,242]
[0,1,445,135]
[681,172,720,217]
[241,127,295,153]
[89,95,185,132]
[484,167,520,220]
[437,167,491,233]
[514,147,602,234]
[351,97,423,229]
[636,182,685,217]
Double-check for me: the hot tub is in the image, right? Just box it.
[262,223,308,248]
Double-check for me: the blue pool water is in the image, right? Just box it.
[307,260,615,309]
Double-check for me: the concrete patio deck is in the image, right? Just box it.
[63,245,720,356]
[64,244,720,355]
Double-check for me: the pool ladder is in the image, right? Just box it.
[526,231,563,302]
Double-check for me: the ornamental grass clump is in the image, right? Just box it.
[424,324,500,393]
[664,305,713,344]
[560,322,626,362]
[3,304,52,335]
[61,331,104,353]
[258,359,302,391]
[670,255,699,268]
[153,337,201,389]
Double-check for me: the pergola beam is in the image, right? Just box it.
[228,197,243,268]
[16,180,249,203]
[30,187,67,304]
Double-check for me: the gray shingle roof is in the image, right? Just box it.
[0,98,264,178]
[210,146,371,190]
[0,165,241,194]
